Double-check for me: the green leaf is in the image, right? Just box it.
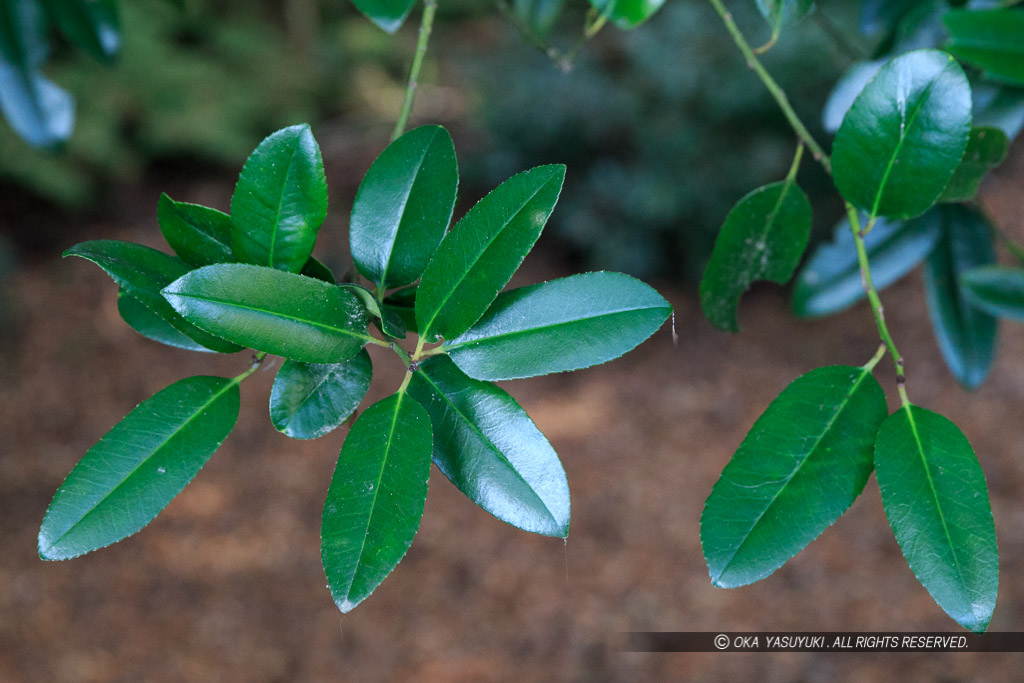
[445,271,671,381]
[416,164,565,342]
[755,0,814,38]
[924,206,998,390]
[699,179,812,332]
[41,0,120,62]
[351,0,417,33]
[701,365,887,588]
[117,289,210,353]
[875,405,998,633]
[270,350,372,440]
[961,265,1024,321]
[301,256,336,284]
[945,8,1024,88]
[512,0,567,38]
[407,356,570,537]
[38,375,240,560]
[0,0,74,148]
[587,0,666,29]
[157,193,233,267]
[832,49,972,219]
[162,264,371,364]
[64,240,242,353]
[792,212,941,318]
[321,392,432,612]
[231,124,328,273]
[350,125,458,290]
[938,126,1008,203]
[340,283,406,340]
[383,286,417,335]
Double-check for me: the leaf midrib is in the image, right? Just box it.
[901,405,974,614]
[280,363,343,432]
[712,367,872,583]
[416,370,560,531]
[41,378,236,554]
[168,289,369,342]
[445,304,667,351]
[419,174,555,339]
[378,129,437,288]
[870,63,947,219]
[267,142,300,267]
[342,392,407,600]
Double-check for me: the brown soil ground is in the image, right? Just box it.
[3,143,1024,682]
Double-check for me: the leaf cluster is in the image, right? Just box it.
[41,123,671,612]
[698,0,1024,632]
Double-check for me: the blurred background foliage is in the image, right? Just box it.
[0,0,868,279]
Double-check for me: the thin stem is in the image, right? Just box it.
[786,142,804,181]
[583,8,608,39]
[391,0,438,141]
[363,334,395,349]
[847,205,905,389]
[397,367,414,394]
[863,343,887,372]
[233,352,267,383]
[706,0,831,172]
[418,345,448,358]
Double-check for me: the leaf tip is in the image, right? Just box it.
[335,596,363,614]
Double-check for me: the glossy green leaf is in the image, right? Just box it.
[270,350,372,439]
[408,356,570,537]
[512,0,566,38]
[445,271,670,381]
[924,206,998,390]
[938,126,1008,203]
[162,264,370,363]
[756,0,814,38]
[38,375,240,560]
[41,0,120,62]
[945,8,1024,88]
[587,0,666,29]
[875,405,998,633]
[350,125,458,290]
[117,289,210,353]
[0,0,73,148]
[340,283,406,340]
[321,392,432,612]
[416,164,565,342]
[701,365,887,588]
[384,286,417,335]
[832,49,972,219]
[792,212,941,318]
[64,240,242,353]
[700,179,812,332]
[301,256,336,284]
[961,265,1024,321]
[157,193,233,267]
[351,0,417,33]
[231,124,328,273]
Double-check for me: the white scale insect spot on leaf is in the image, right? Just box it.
[157,467,166,474]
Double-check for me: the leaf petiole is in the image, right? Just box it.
[233,352,267,383]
